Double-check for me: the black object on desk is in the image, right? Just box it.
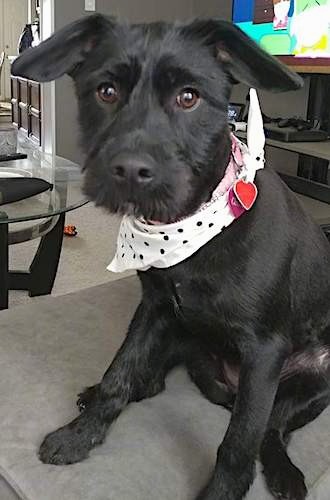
[0,178,52,205]
[264,124,328,143]
[0,153,27,162]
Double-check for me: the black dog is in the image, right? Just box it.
[12,15,330,500]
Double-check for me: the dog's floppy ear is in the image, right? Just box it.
[11,14,115,82]
[182,19,303,92]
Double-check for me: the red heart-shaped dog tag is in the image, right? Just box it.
[233,179,258,210]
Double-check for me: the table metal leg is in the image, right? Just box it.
[8,213,65,299]
[0,215,9,310]
[28,212,66,297]
[321,224,330,242]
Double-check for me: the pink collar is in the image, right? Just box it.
[148,134,244,224]
[201,134,243,209]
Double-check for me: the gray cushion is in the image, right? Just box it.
[0,477,20,500]
[0,277,329,499]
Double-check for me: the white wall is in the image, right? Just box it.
[193,0,232,19]
[97,0,194,22]
[40,0,55,156]
[0,0,29,100]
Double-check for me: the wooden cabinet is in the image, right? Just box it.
[11,76,41,146]
[11,76,19,128]
[29,80,41,144]
[253,0,274,24]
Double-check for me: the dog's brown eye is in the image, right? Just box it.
[97,83,119,104]
[176,88,200,110]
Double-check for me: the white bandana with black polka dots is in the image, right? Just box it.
[108,89,265,273]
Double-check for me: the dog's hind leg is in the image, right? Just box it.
[39,301,182,465]
[260,369,330,500]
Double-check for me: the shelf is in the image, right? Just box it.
[236,131,330,161]
[297,194,330,225]
[235,131,330,223]
[265,138,330,160]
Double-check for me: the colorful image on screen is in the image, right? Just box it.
[233,0,330,58]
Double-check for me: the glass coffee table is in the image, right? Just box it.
[0,149,88,309]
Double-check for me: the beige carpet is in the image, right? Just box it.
[9,203,135,308]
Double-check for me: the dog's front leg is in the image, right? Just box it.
[196,339,287,500]
[39,301,177,465]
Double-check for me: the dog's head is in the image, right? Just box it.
[12,15,303,222]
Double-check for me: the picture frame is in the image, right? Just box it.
[228,102,246,122]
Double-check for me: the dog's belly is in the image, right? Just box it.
[280,347,330,380]
[219,347,330,393]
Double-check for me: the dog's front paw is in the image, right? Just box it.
[264,460,307,500]
[77,384,100,412]
[196,462,254,500]
[39,426,90,465]
[39,413,107,465]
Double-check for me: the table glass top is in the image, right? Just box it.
[0,147,88,223]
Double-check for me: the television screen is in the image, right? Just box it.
[233,1,330,59]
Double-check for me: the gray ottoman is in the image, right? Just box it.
[0,277,329,500]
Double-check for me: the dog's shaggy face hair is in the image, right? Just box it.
[79,23,232,223]
[12,15,302,223]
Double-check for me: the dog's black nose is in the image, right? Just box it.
[110,155,154,185]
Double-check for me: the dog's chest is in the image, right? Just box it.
[168,276,233,335]
[142,234,256,338]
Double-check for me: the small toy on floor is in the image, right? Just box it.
[64,225,77,236]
